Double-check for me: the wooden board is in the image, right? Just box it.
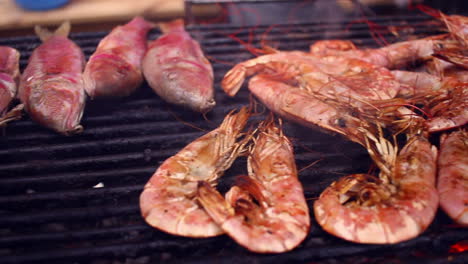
[0,0,218,31]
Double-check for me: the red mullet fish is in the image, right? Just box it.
[18,22,86,135]
[142,19,215,113]
[83,17,152,98]
[0,46,22,125]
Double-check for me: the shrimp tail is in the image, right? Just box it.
[34,21,71,42]
[235,175,266,203]
[0,104,23,126]
[197,181,234,223]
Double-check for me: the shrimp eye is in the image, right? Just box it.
[337,118,347,128]
[360,190,371,201]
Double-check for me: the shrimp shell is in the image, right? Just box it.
[314,135,439,244]
[139,107,251,237]
[197,120,310,253]
[309,37,448,69]
[437,130,468,226]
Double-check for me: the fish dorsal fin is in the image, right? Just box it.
[158,19,185,34]
[34,21,71,42]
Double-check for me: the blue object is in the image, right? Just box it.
[15,0,70,11]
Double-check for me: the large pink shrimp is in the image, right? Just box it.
[437,130,468,226]
[140,108,251,237]
[142,19,215,113]
[309,36,449,69]
[83,17,152,98]
[0,46,22,125]
[310,13,467,70]
[222,51,408,143]
[197,120,309,253]
[18,22,86,135]
[314,132,439,244]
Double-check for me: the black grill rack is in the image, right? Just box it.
[0,14,467,264]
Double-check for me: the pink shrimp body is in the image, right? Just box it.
[197,121,309,253]
[142,19,215,113]
[18,22,86,135]
[0,46,20,115]
[222,51,402,101]
[314,135,439,244]
[310,37,444,69]
[222,51,406,143]
[140,108,251,237]
[83,17,152,98]
[437,130,468,226]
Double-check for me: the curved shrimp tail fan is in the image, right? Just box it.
[34,21,71,42]
[158,19,185,33]
[197,181,233,223]
[235,175,266,204]
[0,104,23,126]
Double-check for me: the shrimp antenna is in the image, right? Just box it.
[166,107,206,132]
[298,159,322,174]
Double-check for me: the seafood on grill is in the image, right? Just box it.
[0,46,22,125]
[142,19,215,113]
[222,51,411,143]
[140,107,252,237]
[83,17,152,98]
[18,22,86,135]
[437,130,468,226]
[309,36,450,69]
[314,130,439,244]
[309,12,468,71]
[197,119,309,253]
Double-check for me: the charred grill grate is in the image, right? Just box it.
[1,14,467,264]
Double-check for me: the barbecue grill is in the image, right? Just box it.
[1,1,467,263]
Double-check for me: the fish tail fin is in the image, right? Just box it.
[158,18,185,33]
[35,21,71,42]
[126,16,155,32]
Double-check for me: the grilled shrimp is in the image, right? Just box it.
[247,74,369,143]
[223,51,402,101]
[309,37,449,69]
[197,120,309,253]
[314,132,439,244]
[222,51,407,142]
[437,130,468,226]
[140,107,251,237]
